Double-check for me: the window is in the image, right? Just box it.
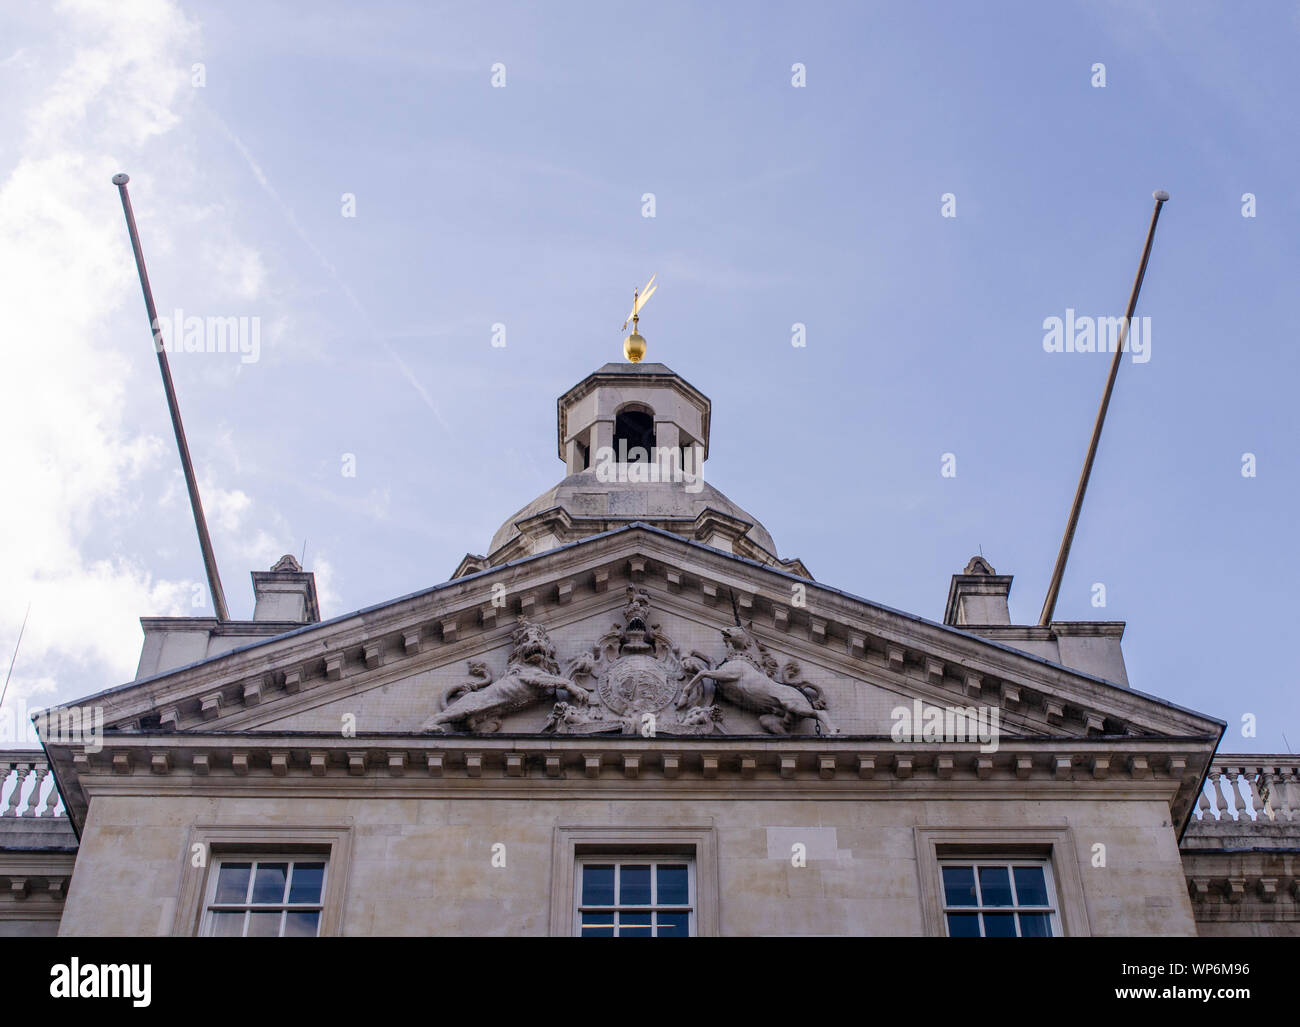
[575,858,694,937]
[549,826,718,936]
[914,826,1088,937]
[174,825,352,937]
[201,857,327,937]
[939,859,1060,937]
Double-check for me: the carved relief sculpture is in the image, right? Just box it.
[679,624,839,735]
[545,587,722,735]
[421,619,591,733]
[421,591,835,737]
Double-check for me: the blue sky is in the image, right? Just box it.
[1,1,1295,753]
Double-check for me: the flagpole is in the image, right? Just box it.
[1038,189,1169,627]
[113,173,231,622]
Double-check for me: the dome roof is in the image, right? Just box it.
[489,469,778,558]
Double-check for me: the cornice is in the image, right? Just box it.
[50,733,1212,831]
[1182,847,1300,916]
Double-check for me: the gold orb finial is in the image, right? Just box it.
[621,273,657,363]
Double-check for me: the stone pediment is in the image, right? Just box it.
[56,524,1221,750]
[221,588,847,739]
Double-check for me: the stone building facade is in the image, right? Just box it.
[2,361,1296,937]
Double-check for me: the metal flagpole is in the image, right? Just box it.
[112,173,231,622]
[1039,189,1170,627]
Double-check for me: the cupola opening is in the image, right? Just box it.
[614,405,655,461]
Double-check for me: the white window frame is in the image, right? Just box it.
[174,824,353,937]
[913,826,1091,937]
[573,856,696,937]
[937,857,1062,937]
[548,825,719,936]
[199,855,329,937]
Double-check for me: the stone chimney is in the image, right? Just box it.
[944,556,1013,626]
[251,555,320,624]
[942,556,1130,687]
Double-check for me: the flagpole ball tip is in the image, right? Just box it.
[112,173,130,186]
[1153,189,1169,202]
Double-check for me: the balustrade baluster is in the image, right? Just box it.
[41,772,61,817]
[3,763,31,817]
[1277,765,1300,822]
[1227,768,1247,819]
[21,767,48,817]
[0,753,68,819]
[1243,767,1266,821]
[1194,785,1211,821]
[1209,769,1230,821]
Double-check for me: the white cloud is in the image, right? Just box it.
[0,0,311,712]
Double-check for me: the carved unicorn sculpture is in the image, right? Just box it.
[679,624,839,735]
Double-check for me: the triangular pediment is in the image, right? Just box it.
[57,525,1221,748]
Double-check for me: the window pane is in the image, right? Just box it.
[208,910,245,937]
[580,910,614,937]
[1019,912,1052,938]
[657,911,689,937]
[657,864,689,905]
[582,865,615,906]
[620,864,651,905]
[983,913,1017,937]
[620,911,652,937]
[252,863,289,904]
[978,866,1013,906]
[247,911,283,937]
[1013,866,1049,907]
[214,863,251,904]
[284,910,321,937]
[942,865,977,906]
[288,862,326,904]
[946,913,981,937]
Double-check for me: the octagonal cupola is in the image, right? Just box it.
[556,362,710,474]
[454,360,811,581]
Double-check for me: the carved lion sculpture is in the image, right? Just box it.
[437,660,494,710]
[421,619,591,734]
[679,625,839,735]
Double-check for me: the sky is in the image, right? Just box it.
[0,0,1295,754]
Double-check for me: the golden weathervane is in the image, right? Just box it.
[621,273,657,362]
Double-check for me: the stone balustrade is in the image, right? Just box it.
[6,746,1297,829]
[1192,756,1299,825]
[0,751,65,818]
[1183,756,1300,930]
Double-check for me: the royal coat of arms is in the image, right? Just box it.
[543,587,722,735]
[422,587,836,737]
